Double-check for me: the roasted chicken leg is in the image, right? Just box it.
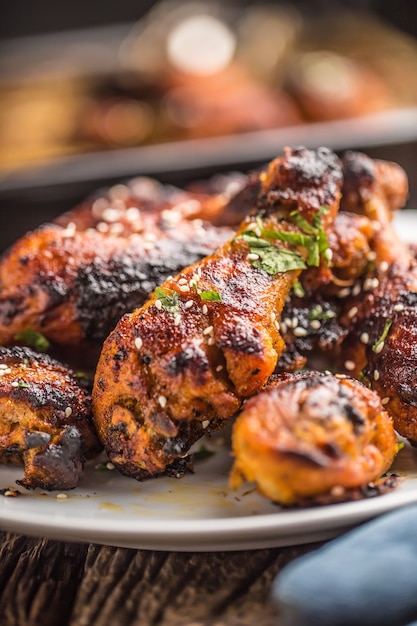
[92,146,343,479]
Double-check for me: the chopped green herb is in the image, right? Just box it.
[154,287,180,315]
[193,445,216,462]
[358,371,372,388]
[17,381,31,388]
[240,232,306,275]
[308,304,336,321]
[199,290,222,302]
[372,319,393,354]
[292,281,305,297]
[14,329,50,353]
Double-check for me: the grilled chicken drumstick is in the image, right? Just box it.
[230,371,397,506]
[0,346,99,490]
[92,147,343,479]
[0,182,233,366]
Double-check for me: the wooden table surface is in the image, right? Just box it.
[0,532,320,626]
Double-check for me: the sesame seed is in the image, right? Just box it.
[3,368,11,374]
[192,273,200,283]
[197,267,202,278]
[382,397,390,405]
[179,285,190,293]
[155,299,162,310]
[394,303,404,312]
[202,420,210,429]
[293,327,307,337]
[106,462,116,470]
[270,312,276,322]
[284,317,293,328]
[11,381,18,387]
[330,485,345,497]
[178,278,188,285]
[203,326,214,335]
[310,320,321,330]
[344,360,356,371]
[338,288,351,298]
[216,365,224,372]
[65,407,73,418]
[102,208,122,223]
[207,337,215,346]
[280,322,287,334]
[185,300,194,309]
[335,373,347,379]
[158,395,167,408]
[174,314,181,326]
[360,332,369,344]
[374,342,384,354]
[109,223,124,235]
[56,493,68,500]
[374,370,380,381]
[126,207,141,221]
[247,253,260,261]
[352,283,361,296]
[324,248,333,261]
[0,364,7,369]
[292,317,298,328]
[202,305,208,315]
[348,306,358,319]
[96,221,109,233]
[134,337,143,350]
[274,321,280,331]
[367,251,377,261]
[379,261,389,272]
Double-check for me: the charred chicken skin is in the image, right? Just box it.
[92,147,343,479]
[277,151,417,446]
[0,181,233,366]
[230,371,397,506]
[0,346,99,490]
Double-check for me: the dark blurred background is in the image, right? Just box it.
[1,0,417,249]
[1,0,416,39]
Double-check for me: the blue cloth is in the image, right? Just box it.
[271,504,417,626]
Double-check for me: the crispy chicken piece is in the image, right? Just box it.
[0,346,100,490]
[92,146,343,479]
[0,182,233,366]
[230,372,397,506]
[277,151,410,372]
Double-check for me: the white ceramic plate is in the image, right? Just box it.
[0,210,417,552]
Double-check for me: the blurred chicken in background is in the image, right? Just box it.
[1,1,417,172]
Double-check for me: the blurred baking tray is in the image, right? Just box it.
[1,108,417,252]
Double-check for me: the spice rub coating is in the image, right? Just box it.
[92,147,343,479]
[0,346,99,490]
[0,182,232,364]
[230,371,397,505]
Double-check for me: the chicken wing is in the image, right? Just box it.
[0,346,99,490]
[92,146,343,479]
[230,371,397,506]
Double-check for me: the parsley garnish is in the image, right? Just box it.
[240,232,306,275]
[154,287,180,315]
[372,319,392,353]
[199,290,222,302]
[14,329,50,353]
[240,206,330,275]
[292,281,305,297]
[17,381,31,389]
[308,304,336,321]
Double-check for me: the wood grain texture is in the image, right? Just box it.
[0,533,319,626]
